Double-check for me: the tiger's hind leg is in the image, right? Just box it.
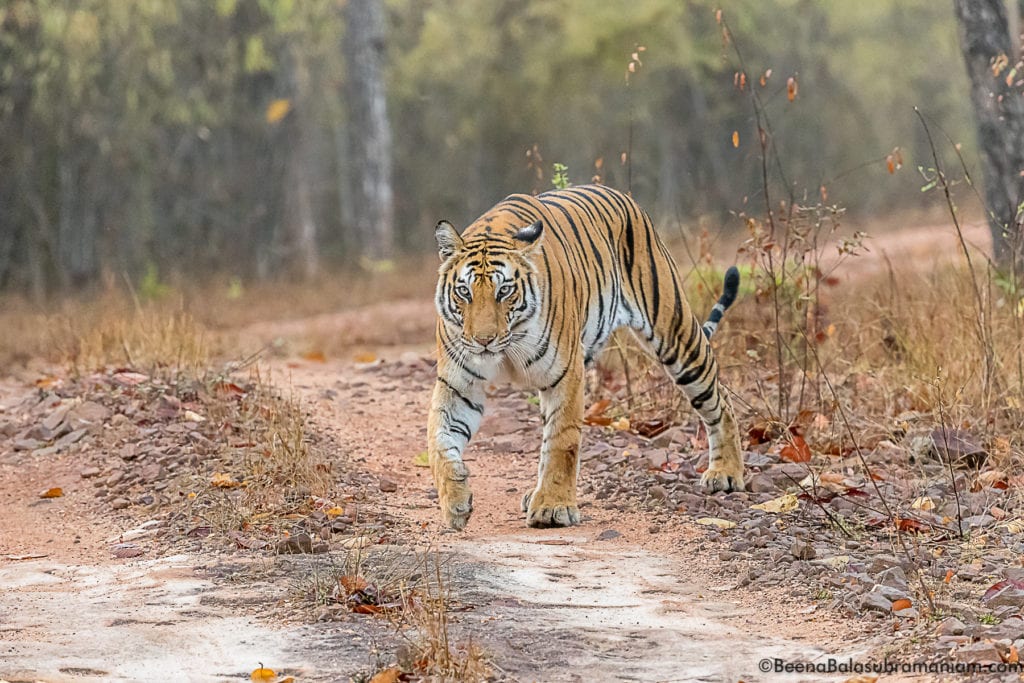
[632,309,744,492]
[658,317,744,491]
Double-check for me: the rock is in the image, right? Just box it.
[597,529,621,541]
[54,428,87,451]
[66,401,111,431]
[140,463,163,483]
[989,616,1024,641]
[13,438,42,451]
[644,450,670,469]
[746,474,775,493]
[276,533,314,554]
[378,477,398,493]
[876,566,910,593]
[648,485,669,501]
[80,467,102,479]
[868,554,901,574]
[40,404,72,438]
[937,617,967,636]
[963,514,996,529]
[648,525,661,534]
[894,606,919,619]
[956,641,1002,664]
[654,471,678,484]
[930,428,986,468]
[860,589,894,613]
[106,471,125,487]
[651,427,684,448]
[110,498,130,510]
[985,586,1024,608]
[790,540,816,560]
[719,551,739,562]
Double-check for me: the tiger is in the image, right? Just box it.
[427,184,743,530]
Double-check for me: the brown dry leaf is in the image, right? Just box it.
[353,352,378,364]
[34,375,62,389]
[369,669,401,683]
[39,487,63,499]
[325,506,345,517]
[891,598,912,611]
[731,130,739,148]
[610,416,630,431]
[750,493,799,514]
[779,435,812,463]
[210,472,241,488]
[1007,645,1019,664]
[6,553,48,560]
[214,381,247,397]
[583,399,612,426]
[911,496,935,511]
[944,569,954,584]
[787,76,798,101]
[340,574,369,595]
[302,350,327,363]
[250,666,277,683]
[844,677,878,683]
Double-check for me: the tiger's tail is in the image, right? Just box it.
[701,266,740,339]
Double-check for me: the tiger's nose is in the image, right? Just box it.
[474,334,496,346]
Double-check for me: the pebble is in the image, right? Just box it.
[876,566,910,593]
[81,467,102,479]
[378,477,398,493]
[956,641,1002,664]
[936,616,966,636]
[984,585,1024,608]
[790,540,815,560]
[276,533,314,554]
[110,498,130,510]
[746,474,775,493]
[860,589,894,613]
[597,529,621,541]
[648,485,669,501]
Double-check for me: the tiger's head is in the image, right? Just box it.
[434,219,544,356]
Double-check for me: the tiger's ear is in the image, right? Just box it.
[435,220,463,260]
[513,220,543,251]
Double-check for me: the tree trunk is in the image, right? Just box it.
[283,47,320,280]
[953,0,1024,268]
[343,0,395,265]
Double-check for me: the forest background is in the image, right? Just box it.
[0,0,989,299]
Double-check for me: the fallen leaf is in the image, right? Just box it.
[750,493,799,514]
[341,536,372,549]
[983,579,1024,601]
[353,603,382,615]
[1008,645,1020,664]
[353,352,378,364]
[214,381,247,397]
[39,487,63,499]
[843,677,878,683]
[583,398,612,426]
[610,417,630,431]
[112,371,150,387]
[891,598,913,611]
[1002,519,1024,534]
[731,130,740,147]
[182,410,205,423]
[340,574,369,594]
[895,517,928,533]
[250,666,276,683]
[211,472,241,488]
[302,350,327,363]
[633,418,670,438]
[412,451,430,467]
[779,434,812,463]
[325,506,345,517]
[787,76,798,101]
[370,667,401,683]
[34,375,62,389]
[696,517,736,530]
[944,569,954,584]
[911,496,935,511]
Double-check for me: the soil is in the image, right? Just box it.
[0,219,1018,683]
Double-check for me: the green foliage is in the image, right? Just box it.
[139,263,172,301]
[552,163,570,190]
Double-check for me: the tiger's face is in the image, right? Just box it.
[434,219,543,357]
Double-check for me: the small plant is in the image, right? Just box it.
[552,162,570,190]
[979,613,999,625]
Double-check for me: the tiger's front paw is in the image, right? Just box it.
[700,461,745,493]
[521,489,581,528]
[437,461,473,530]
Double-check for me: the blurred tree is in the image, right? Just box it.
[343,0,394,266]
[953,0,1024,270]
